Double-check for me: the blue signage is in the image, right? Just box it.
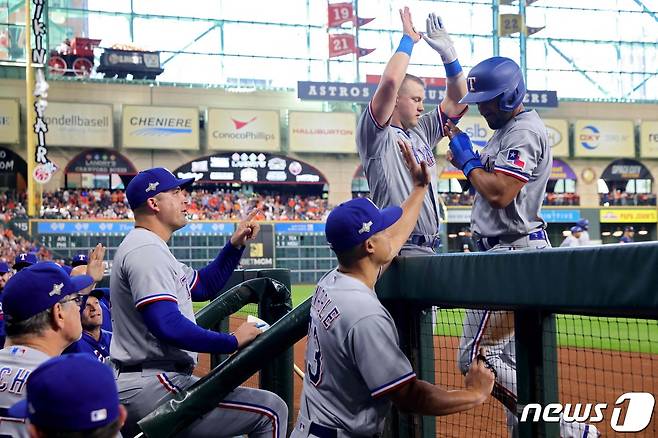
[297,81,558,108]
[36,221,234,235]
[274,222,325,233]
[540,209,581,223]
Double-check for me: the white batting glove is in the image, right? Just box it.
[423,13,457,64]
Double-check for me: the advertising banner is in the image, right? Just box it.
[207,108,279,151]
[543,118,569,157]
[123,105,199,149]
[44,102,113,147]
[0,99,19,144]
[640,121,658,158]
[289,111,356,153]
[574,120,634,158]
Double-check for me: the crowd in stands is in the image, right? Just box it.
[38,188,331,221]
[600,191,657,206]
[0,191,28,222]
[439,193,475,206]
[543,192,580,206]
[0,224,51,265]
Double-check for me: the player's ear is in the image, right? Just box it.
[145,196,159,213]
[364,238,376,255]
[118,404,128,428]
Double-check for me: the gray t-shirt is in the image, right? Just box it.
[471,110,551,237]
[0,346,50,437]
[298,269,415,436]
[110,228,197,366]
[357,104,447,237]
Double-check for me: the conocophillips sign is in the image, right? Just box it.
[207,108,280,151]
[122,105,199,149]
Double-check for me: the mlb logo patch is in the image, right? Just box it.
[9,346,26,356]
[506,149,525,169]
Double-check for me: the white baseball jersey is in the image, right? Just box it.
[0,346,50,437]
[560,235,582,248]
[294,269,415,437]
[110,228,197,367]
[471,110,551,237]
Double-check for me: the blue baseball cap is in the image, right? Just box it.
[576,218,589,229]
[71,253,88,267]
[2,262,94,323]
[325,198,402,252]
[0,262,10,274]
[13,252,38,270]
[61,264,73,275]
[570,226,583,234]
[8,354,120,431]
[126,167,195,210]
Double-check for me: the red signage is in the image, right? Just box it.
[329,34,356,58]
[366,74,447,87]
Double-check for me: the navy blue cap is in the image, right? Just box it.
[61,264,73,275]
[325,198,402,252]
[8,354,120,430]
[126,167,194,210]
[13,252,37,270]
[71,253,88,267]
[624,225,635,232]
[2,262,94,322]
[576,218,589,229]
[0,262,10,274]
[570,226,583,233]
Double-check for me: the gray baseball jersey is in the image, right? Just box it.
[110,228,197,367]
[578,230,591,245]
[470,110,551,237]
[560,235,581,248]
[111,227,288,437]
[292,269,415,437]
[0,346,50,437]
[357,104,448,237]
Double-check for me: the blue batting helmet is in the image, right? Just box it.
[459,57,526,112]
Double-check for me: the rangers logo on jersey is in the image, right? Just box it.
[506,149,525,169]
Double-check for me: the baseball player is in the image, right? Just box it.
[447,57,598,437]
[111,167,287,438]
[559,226,583,248]
[63,289,112,363]
[0,262,99,437]
[0,262,10,348]
[576,218,591,245]
[12,253,37,272]
[291,140,495,438]
[356,7,468,256]
[70,264,113,333]
[71,253,89,267]
[8,353,127,438]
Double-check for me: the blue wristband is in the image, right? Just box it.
[396,34,414,56]
[444,59,462,77]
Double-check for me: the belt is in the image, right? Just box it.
[113,360,194,374]
[407,234,441,249]
[308,422,378,438]
[476,230,547,252]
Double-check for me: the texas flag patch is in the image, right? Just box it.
[506,149,525,169]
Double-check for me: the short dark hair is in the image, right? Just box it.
[4,308,51,338]
[334,243,367,268]
[35,418,122,438]
[401,73,425,91]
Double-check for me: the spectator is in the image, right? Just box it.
[620,226,635,243]
[576,218,591,245]
[8,353,127,438]
[560,226,583,248]
[460,228,476,252]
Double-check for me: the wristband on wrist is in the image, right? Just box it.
[444,59,462,77]
[396,34,414,56]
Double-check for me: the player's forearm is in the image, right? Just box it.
[385,185,428,254]
[468,169,516,209]
[392,379,487,416]
[442,71,467,116]
[370,37,414,125]
[194,241,245,301]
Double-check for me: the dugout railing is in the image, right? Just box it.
[139,243,658,438]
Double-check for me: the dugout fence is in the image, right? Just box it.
[139,243,658,438]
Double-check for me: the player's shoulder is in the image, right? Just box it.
[117,229,172,261]
[317,270,387,319]
[508,110,546,134]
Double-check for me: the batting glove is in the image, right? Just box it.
[423,13,457,64]
[449,132,484,178]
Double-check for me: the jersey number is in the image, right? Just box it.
[307,325,323,386]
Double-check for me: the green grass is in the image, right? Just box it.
[434,308,658,355]
[194,288,657,355]
[192,284,316,314]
